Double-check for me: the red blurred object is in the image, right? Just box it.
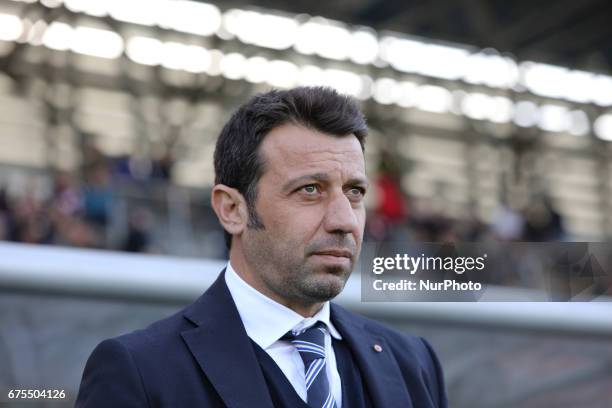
[376,173,407,223]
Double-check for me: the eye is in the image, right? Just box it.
[346,187,366,200]
[300,184,319,194]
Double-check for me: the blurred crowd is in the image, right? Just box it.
[366,169,567,244]
[0,145,173,253]
[0,147,568,258]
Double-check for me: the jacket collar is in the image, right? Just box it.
[181,269,275,408]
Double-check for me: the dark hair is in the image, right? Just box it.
[213,86,368,249]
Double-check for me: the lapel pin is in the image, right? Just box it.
[373,344,383,353]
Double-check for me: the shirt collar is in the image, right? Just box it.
[224,261,342,350]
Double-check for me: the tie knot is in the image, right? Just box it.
[283,321,327,351]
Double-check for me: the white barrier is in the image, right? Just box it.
[1,242,611,335]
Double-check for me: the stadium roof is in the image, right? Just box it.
[214,0,612,73]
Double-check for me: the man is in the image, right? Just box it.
[76,87,447,407]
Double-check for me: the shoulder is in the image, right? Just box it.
[106,304,195,358]
[76,304,199,406]
[331,302,447,404]
[88,272,229,364]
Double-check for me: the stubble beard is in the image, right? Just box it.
[243,227,354,306]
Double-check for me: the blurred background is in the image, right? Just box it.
[0,0,611,406]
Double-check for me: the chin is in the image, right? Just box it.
[303,274,348,301]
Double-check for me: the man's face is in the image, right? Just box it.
[240,124,367,306]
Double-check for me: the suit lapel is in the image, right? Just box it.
[331,304,414,408]
[181,270,274,408]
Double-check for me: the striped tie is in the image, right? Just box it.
[284,321,337,408]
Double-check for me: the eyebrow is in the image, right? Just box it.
[282,172,370,193]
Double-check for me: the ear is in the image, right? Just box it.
[211,184,248,238]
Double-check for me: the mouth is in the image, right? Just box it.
[310,249,354,269]
[312,249,353,259]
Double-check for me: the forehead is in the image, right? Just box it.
[259,124,365,179]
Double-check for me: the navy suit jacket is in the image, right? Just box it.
[76,270,447,407]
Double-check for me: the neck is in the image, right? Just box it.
[284,301,324,318]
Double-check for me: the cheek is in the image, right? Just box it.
[284,212,320,240]
[273,208,323,250]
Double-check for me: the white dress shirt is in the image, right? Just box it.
[225,262,343,407]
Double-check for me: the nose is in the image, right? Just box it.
[322,191,361,235]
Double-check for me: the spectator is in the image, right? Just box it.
[120,208,153,253]
[82,163,113,227]
[522,196,565,241]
